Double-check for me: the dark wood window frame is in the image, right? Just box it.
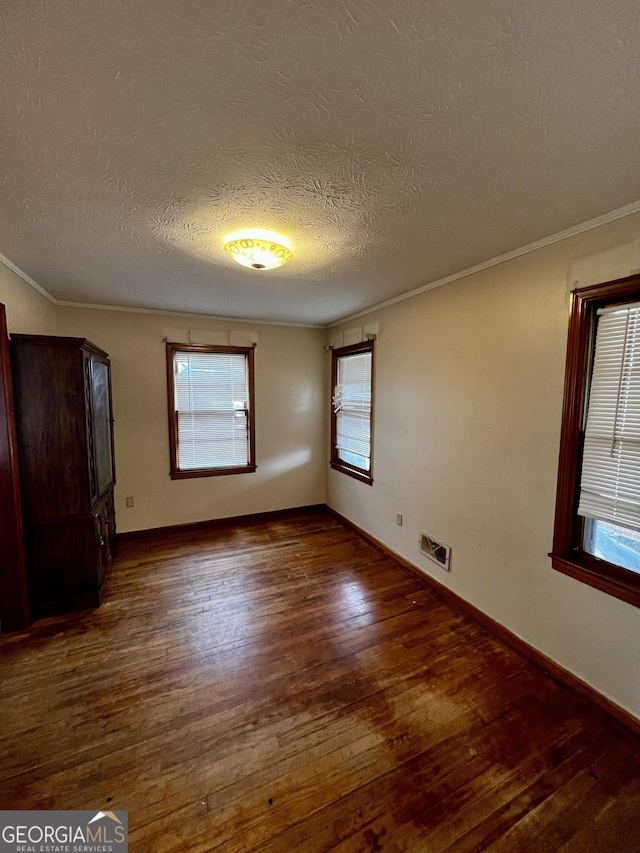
[166,343,256,480]
[330,340,374,486]
[551,273,640,609]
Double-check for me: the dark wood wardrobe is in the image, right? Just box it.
[11,335,116,618]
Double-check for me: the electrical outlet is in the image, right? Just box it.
[396,513,403,526]
[125,496,135,508]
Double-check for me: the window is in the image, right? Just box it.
[166,343,255,479]
[330,340,374,484]
[551,273,640,608]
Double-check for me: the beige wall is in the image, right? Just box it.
[0,263,56,334]
[327,211,640,720]
[56,307,326,533]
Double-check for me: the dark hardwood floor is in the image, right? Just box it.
[1,508,639,852]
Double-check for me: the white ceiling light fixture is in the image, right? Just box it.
[223,229,293,271]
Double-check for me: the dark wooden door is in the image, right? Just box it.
[0,304,29,632]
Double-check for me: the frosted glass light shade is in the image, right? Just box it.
[224,231,293,270]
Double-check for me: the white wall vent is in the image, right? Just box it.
[419,532,451,571]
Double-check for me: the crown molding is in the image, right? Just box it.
[54,300,325,329]
[0,252,56,303]
[0,255,323,328]
[328,199,640,327]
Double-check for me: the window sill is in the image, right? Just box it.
[330,461,373,486]
[171,465,257,480]
[550,552,640,609]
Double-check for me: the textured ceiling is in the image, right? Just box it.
[1,0,639,325]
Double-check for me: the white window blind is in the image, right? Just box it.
[333,350,372,471]
[174,350,249,470]
[578,306,640,532]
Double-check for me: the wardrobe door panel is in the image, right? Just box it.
[91,358,115,495]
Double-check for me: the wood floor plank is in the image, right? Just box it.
[1,508,638,852]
